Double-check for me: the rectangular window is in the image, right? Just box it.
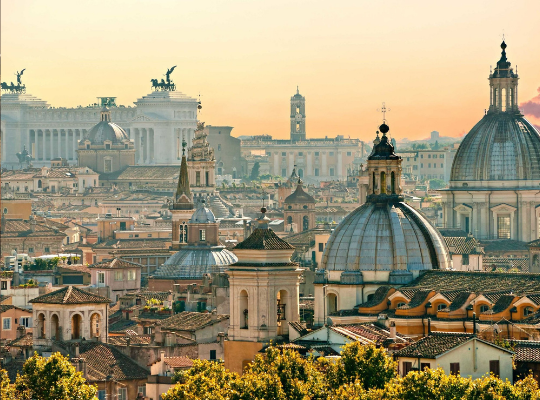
[314,152,319,156]
[134,234,139,238]
[206,171,210,186]
[314,168,319,176]
[428,154,431,158]
[147,234,152,237]
[1,281,8,290]
[347,151,352,156]
[200,229,206,241]
[497,215,511,239]
[428,163,431,168]
[441,163,443,168]
[114,270,123,281]
[450,363,460,375]
[420,163,424,168]
[329,168,335,177]
[104,159,112,173]
[28,247,34,253]
[127,270,136,281]
[44,247,50,253]
[402,361,413,376]
[420,362,431,371]
[489,360,500,377]
[2,318,11,330]
[196,171,201,186]
[329,152,334,156]
[462,254,470,265]
[282,168,287,177]
[413,165,418,170]
[138,386,146,397]
[319,243,324,252]
[118,388,127,400]
[210,350,217,360]
[20,317,31,328]
[282,152,286,156]
[97,390,106,400]
[298,152,303,156]
[421,154,424,158]
[433,154,437,159]
[98,273,105,284]
[440,154,444,158]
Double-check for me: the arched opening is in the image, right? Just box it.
[37,180,42,189]
[277,289,290,335]
[533,255,540,272]
[391,171,396,194]
[372,172,376,193]
[37,313,46,339]
[239,290,248,329]
[493,88,498,109]
[501,87,507,111]
[287,216,293,224]
[437,303,447,312]
[524,307,535,317]
[71,314,82,340]
[380,171,386,194]
[51,314,60,340]
[302,215,309,231]
[90,313,101,338]
[327,293,338,315]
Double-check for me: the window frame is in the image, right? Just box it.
[114,270,123,281]
[2,317,11,330]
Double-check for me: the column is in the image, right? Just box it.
[307,152,312,176]
[142,129,148,164]
[149,129,155,163]
[48,130,53,160]
[70,130,75,160]
[273,152,279,176]
[322,152,327,176]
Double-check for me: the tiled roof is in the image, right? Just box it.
[73,341,149,381]
[88,258,144,269]
[447,292,472,312]
[121,291,170,302]
[443,236,484,255]
[398,290,432,310]
[438,229,469,238]
[159,311,228,332]
[93,238,170,249]
[511,340,540,362]
[393,333,474,358]
[404,271,540,297]
[109,335,153,346]
[163,356,194,368]
[57,264,91,274]
[30,286,110,304]
[234,228,294,250]
[358,286,392,308]
[109,319,137,334]
[100,166,179,181]
[484,257,529,272]
[0,304,32,314]
[331,323,410,345]
[529,239,540,248]
[289,322,309,336]
[1,219,66,238]
[481,240,530,252]
[8,333,33,347]
[491,295,517,314]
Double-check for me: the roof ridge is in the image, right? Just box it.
[63,286,73,303]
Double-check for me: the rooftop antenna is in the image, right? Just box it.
[197,92,202,113]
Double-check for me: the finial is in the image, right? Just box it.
[296,86,299,95]
[182,136,187,156]
[198,93,202,112]
[379,123,390,136]
[377,102,391,123]
[261,207,267,214]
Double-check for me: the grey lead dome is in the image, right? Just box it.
[321,202,450,272]
[450,113,540,182]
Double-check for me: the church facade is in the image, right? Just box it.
[440,41,540,242]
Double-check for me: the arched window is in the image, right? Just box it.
[391,171,396,194]
[380,171,386,194]
[327,293,338,315]
[179,225,184,243]
[501,87,507,111]
[239,290,248,329]
[437,303,447,311]
[372,172,376,193]
[90,313,101,338]
[37,180,42,189]
[302,215,309,231]
[51,314,60,340]
[71,314,82,340]
[524,307,535,317]
[37,313,46,339]
[184,225,188,243]
[397,302,406,308]
[479,304,490,313]
[287,216,293,224]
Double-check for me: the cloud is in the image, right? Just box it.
[520,87,540,118]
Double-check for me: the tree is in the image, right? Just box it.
[428,179,447,190]
[327,342,396,391]
[250,162,260,181]
[1,369,14,400]
[14,352,97,400]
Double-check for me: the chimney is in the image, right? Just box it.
[78,358,87,378]
[211,309,218,321]
[160,350,166,376]
[167,290,173,304]
[74,343,80,357]
[427,318,431,336]
[17,325,26,339]
[473,312,477,335]
[218,332,225,348]
[389,321,396,339]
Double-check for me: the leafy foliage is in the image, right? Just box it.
[5,352,97,400]
[250,162,260,180]
[24,257,59,271]
[162,342,540,400]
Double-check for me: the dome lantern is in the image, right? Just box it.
[488,40,519,114]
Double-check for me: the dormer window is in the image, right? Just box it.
[106,143,111,150]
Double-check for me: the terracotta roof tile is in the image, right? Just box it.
[163,356,194,368]
[159,311,228,332]
[30,286,110,304]
[234,228,294,250]
[511,340,540,362]
[394,333,474,358]
[88,258,144,269]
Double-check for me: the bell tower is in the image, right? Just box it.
[290,87,306,142]
[488,40,519,114]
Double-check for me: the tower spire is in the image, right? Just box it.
[174,137,192,206]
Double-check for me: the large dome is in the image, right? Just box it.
[451,112,540,182]
[153,246,238,279]
[321,202,450,273]
[85,109,129,145]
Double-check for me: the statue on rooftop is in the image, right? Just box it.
[150,66,177,91]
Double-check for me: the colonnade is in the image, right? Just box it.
[132,128,155,164]
[29,129,88,161]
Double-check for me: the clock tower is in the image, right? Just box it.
[290,87,306,142]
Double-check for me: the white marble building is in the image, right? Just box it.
[1,90,198,168]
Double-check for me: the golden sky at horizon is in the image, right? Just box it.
[2,0,540,141]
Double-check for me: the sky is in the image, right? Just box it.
[2,0,540,141]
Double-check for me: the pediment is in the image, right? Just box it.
[453,203,472,213]
[490,203,517,213]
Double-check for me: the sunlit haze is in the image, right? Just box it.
[2,0,540,140]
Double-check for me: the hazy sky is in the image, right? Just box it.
[2,0,540,141]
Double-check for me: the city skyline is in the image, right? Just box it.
[2,0,540,141]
